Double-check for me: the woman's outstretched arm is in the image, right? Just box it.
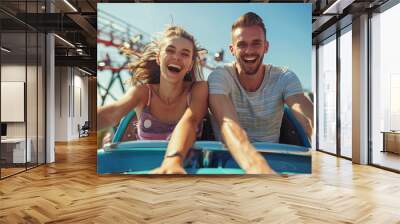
[97,85,147,131]
[151,81,208,174]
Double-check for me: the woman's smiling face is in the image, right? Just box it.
[157,36,194,83]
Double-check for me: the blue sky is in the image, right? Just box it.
[98,3,311,104]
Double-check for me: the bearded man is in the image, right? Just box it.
[208,12,313,174]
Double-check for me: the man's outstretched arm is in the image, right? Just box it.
[285,93,314,140]
[209,94,275,174]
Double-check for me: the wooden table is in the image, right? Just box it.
[381,131,400,154]
[1,138,32,164]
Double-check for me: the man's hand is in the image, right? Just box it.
[150,157,187,174]
[285,93,314,140]
[246,166,276,174]
[243,153,276,174]
[209,94,277,174]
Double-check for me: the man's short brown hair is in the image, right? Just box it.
[232,12,266,38]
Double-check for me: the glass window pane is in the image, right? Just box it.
[26,0,40,168]
[371,3,400,171]
[0,1,46,179]
[1,30,27,177]
[38,33,45,165]
[27,31,38,169]
[340,28,352,158]
[318,36,337,154]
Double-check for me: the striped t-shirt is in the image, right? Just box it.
[208,62,303,143]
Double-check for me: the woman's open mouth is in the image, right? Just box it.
[167,64,182,74]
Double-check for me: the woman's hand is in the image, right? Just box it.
[150,157,187,174]
[102,132,113,147]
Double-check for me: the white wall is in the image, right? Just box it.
[1,63,46,164]
[1,65,25,143]
[1,65,29,137]
[55,67,68,141]
[54,67,89,141]
[72,72,89,138]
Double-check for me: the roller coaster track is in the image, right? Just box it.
[97,9,224,106]
[97,9,151,106]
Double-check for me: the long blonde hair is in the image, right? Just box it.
[129,26,203,86]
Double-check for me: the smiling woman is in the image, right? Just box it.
[97,25,209,174]
[129,26,203,86]
[158,37,195,83]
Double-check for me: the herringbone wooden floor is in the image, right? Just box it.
[1,134,400,224]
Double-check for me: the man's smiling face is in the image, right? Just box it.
[230,25,269,76]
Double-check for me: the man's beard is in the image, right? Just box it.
[236,54,264,76]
